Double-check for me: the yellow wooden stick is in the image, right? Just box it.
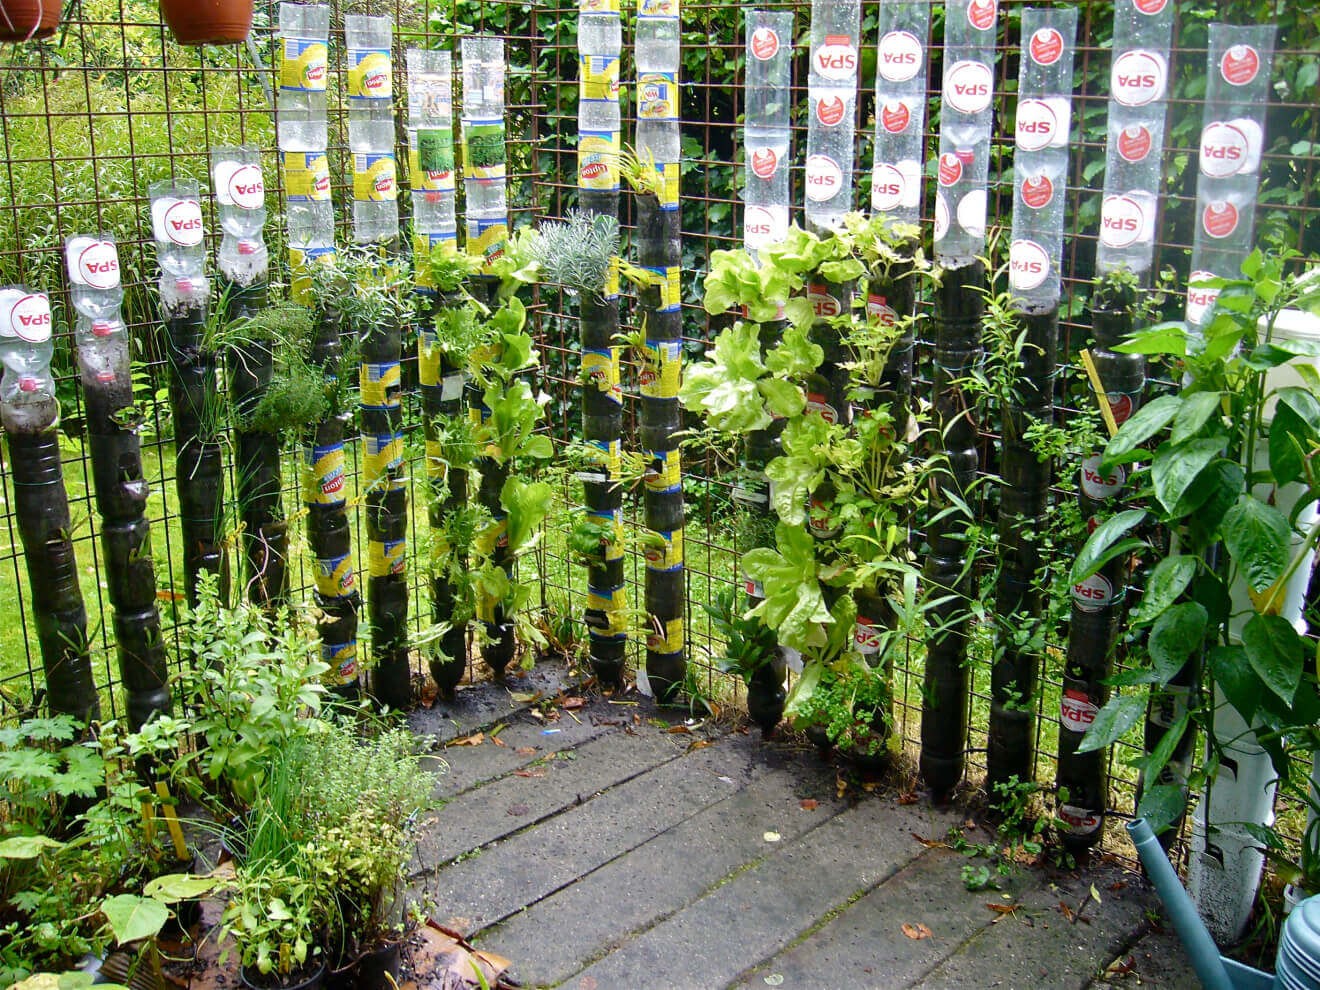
[1080,348,1120,438]
[141,800,155,845]
[155,781,189,862]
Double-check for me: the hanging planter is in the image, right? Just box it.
[160,0,252,46]
[0,0,59,42]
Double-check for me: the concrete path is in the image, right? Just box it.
[407,666,1202,989]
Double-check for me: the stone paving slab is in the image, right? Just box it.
[481,744,845,988]
[562,797,962,990]
[419,729,767,936]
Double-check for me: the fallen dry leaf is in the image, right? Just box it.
[492,735,507,748]
[687,739,711,752]
[1104,955,1136,977]
[449,732,484,747]
[513,769,546,778]
[561,696,585,709]
[901,923,932,940]
[911,832,946,849]
[898,792,919,805]
[667,725,692,734]
[800,798,818,811]
[985,903,1019,916]
[1058,901,1075,922]
[516,746,537,756]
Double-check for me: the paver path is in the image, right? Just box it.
[407,667,1203,989]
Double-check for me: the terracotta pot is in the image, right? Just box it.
[0,0,60,42]
[160,0,252,46]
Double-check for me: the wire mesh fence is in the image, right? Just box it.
[1,0,1318,857]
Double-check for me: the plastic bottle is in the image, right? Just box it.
[277,3,329,152]
[345,14,399,244]
[212,145,269,287]
[461,36,508,259]
[0,287,57,434]
[283,150,335,249]
[406,48,458,251]
[580,11,622,133]
[148,179,210,316]
[64,235,129,421]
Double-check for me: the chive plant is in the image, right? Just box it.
[214,146,285,609]
[575,0,627,688]
[149,178,228,607]
[921,0,996,802]
[986,9,1076,792]
[0,286,98,723]
[633,0,685,699]
[408,47,467,697]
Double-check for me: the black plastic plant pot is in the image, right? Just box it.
[589,634,627,690]
[240,959,327,990]
[645,488,684,534]
[349,939,403,990]
[34,604,96,718]
[369,576,411,710]
[88,432,149,520]
[746,656,787,736]
[483,620,516,679]
[101,518,157,612]
[80,369,133,437]
[113,607,170,729]
[310,505,352,559]
[580,295,619,351]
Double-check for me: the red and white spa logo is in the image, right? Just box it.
[77,241,120,289]
[877,30,922,83]
[944,60,993,114]
[1199,121,1249,178]
[164,199,204,246]
[1117,124,1153,163]
[1221,44,1260,86]
[967,0,997,31]
[1111,50,1165,107]
[1202,200,1239,239]
[871,163,906,212]
[938,152,963,187]
[815,94,847,127]
[227,163,265,210]
[1029,27,1064,66]
[1186,270,1220,324]
[881,99,911,134]
[750,146,779,179]
[1099,194,1146,249]
[750,26,780,62]
[804,155,843,201]
[1009,239,1050,292]
[1134,0,1169,14]
[1015,98,1059,152]
[1021,173,1054,209]
[10,293,52,343]
[814,35,858,81]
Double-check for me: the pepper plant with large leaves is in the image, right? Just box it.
[1073,250,1320,833]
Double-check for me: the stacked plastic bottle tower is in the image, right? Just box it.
[1060,0,1173,856]
[802,0,858,454]
[68,236,168,729]
[0,286,97,723]
[149,178,227,608]
[279,3,358,695]
[214,145,285,609]
[870,0,928,229]
[577,0,628,688]
[866,0,930,436]
[347,13,410,708]
[988,7,1077,793]
[921,0,996,803]
[734,8,793,731]
[410,48,467,698]
[461,36,518,677]
[1185,24,1280,946]
[634,0,684,700]
[803,0,859,237]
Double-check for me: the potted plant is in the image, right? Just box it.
[789,654,894,768]
[160,0,253,46]
[703,587,784,735]
[0,0,59,42]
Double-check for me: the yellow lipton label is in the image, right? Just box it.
[581,55,621,101]
[638,0,678,16]
[353,153,397,203]
[314,551,356,598]
[643,265,681,312]
[644,527,684,571]
[579,130,621,192]
[466,216,508,270]
[647,617,684,654]
[368,538,407,578]
[462,121,506,180]
[644,449,682,492]
[418,330,441,387]
[657,162,679,208]
[586,439,622,480]
[347,47,392,101]
[582,347,622,402]
[408,147,457,194]
[323,641,358,685]
[289,245,336,305]
[580,0,621,11]
[639,339,681,399]
[302,442,346,506]
[281,37,328,92]
[586,585,629,635]
[638,72,678,120]
[604,256,620,299]
[282,152,332,202]
[360,361,401,409]
[363,433,403,484]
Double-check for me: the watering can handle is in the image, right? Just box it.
[1127,818,1237,990]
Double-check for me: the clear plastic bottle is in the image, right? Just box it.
[212,145,269,287]
[148,179,210,316]
[406,48,457,250]
[64,235,129,400]
[0,286,57,433]
[635,11,678,74]
[277,3,329,152]
[346,15,399,244]
[283,150,335,248]
[580,12,622,133]
[461,35,508,252]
